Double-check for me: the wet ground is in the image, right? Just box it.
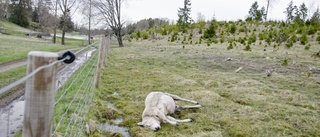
[0,47,96,137]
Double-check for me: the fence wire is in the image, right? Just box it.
[52,49,98,137]
[0,41,103,137]
[0,59,66,95]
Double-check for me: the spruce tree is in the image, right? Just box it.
[177,0,193,32]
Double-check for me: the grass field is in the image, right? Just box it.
[0,35,82,64]
[90,38,320,136]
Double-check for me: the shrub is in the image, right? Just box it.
[300,33,308,45]
[290,34,297,43]
[258,32,265,40]
[316,35,320,44]
[188,33,193,41]
[286,41,293,48]
[307,27,317,35]
[238,37,245,45]
[220,36,225,43]
[282,58,288,66]
[244,44,251,51]
[249,33,257,43]
[227,42,233,50]
[203,21,217,39]
[161,28,167,35]
[229,24,237,34]
[305,44,311,50]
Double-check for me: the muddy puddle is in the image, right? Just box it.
[100,92,131,137]
[0,47,96,137]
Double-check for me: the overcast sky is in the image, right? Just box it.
[122,0,320,23]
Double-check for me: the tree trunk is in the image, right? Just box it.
[117,34,124,47]
[266,0,270,21]
[61,31,65,45]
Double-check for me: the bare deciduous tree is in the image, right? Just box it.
[93,0,125,47]
[265,0,277,20]
[196,12,206,23]
[58,0,79,45]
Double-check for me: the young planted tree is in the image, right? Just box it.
[93,0,125,47]
[177,0,193,32]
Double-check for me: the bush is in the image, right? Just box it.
[141,31,149,39]
[203,21,217,39]
[229,24,237,34]
[249,33,257,43]
[300,33,308,45]
[286,41,293,48]
[220,36,225,43]
[227,42,233,50]
[305,44,311,50]
[238,37,245,45]
[316,35,320,44]
[307,27,317,35]
[282,58,288,66]
[290,34,297,43]
[244,44,251,51]
[161,28,167,35]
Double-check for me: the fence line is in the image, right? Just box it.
[0,36,108,137]
[53,51,98,136]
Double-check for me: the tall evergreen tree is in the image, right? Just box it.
[299,3,308,22]
[9,0,29,27]
[177,0,193,32]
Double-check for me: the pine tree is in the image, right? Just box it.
[299,3,308,22]
[177,0,193,32]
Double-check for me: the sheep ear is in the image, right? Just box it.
[137,122,144,127]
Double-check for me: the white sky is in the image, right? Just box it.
[122,0,320,23]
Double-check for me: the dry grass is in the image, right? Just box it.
[92,37,320,136]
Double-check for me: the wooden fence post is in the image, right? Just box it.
[103,36,110,67]
[23,51,58,137]
[102,36,107,67]
[96,35,104,87]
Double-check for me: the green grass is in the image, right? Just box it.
[91,39,320,137]
[0,66,26,88]
[0,35,81,64]
[0,19,30,36]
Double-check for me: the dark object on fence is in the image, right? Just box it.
[58,51,76,64]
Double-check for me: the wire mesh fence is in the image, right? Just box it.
[53,49,98,137]
[0,35,108,137]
